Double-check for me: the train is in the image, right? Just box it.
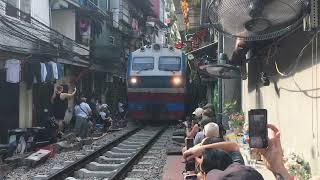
[127,43,187,121]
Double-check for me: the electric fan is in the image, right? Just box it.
[208,0,309,41]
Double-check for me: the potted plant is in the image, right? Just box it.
[228,112,245,134]
[222,101,245,134]
[284,152,312,180]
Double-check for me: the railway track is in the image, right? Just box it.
[43,126,167,180]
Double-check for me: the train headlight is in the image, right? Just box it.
[130,77,137,84]
[172,76,182,85]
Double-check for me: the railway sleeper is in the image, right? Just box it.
[122,140,145,145]
[117,143,142,149]
[104,151,134,158]
[97,156,130,164]
[111,147,138,153]
[75,168,116,179]
[85,161,124,171]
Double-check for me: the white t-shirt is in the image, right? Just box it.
[40,63,47,82]
[74,102,91,118]
[49,61,58,80]
[5,59,21,83]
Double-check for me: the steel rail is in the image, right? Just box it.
[46,127,141,180]
[109,126,167,180]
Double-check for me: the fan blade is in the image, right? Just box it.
[262,0,303,26]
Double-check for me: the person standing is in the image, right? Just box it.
[51,85,76,136]
[74,97,92,139]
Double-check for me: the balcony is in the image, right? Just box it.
[52,0,106,16]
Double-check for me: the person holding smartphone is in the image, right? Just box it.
[51,85,77,137]
[183,124,291,180]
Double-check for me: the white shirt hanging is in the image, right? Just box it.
[49,61,59,80]
[5,59,21,83]
[40,63,47,82]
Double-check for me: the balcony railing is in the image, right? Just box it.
[67,0,106,16]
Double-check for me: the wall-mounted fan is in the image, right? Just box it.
[208,0,309,41]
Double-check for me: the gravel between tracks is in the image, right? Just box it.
[4,127,136,180]
[126,126,177,180]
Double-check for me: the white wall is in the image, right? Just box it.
[241,31,320,177]
[31,0,50,26]
[51,9,76,40]
[110,0,120,9]
[19,83,33,128]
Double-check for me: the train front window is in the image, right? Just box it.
[132,57,154,71]
[159,57,181,71]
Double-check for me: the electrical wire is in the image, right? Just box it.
[274,30,320,77]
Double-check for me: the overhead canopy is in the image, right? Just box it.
[187,42,218,59]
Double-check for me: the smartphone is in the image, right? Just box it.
[185,138,195,171]
[184,174,197,180]
[248,109,268,148]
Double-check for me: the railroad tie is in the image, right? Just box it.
[86,161,123,171]
[97,156,129,164]
[105,151,133,158]
[112,147,138,153]
[75,168,116,179]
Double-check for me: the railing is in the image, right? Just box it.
[69,0,107,16]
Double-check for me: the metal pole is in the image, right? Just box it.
[200,0,207,26]
[217,33,224,132]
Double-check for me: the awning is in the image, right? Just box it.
[186,42,218,58]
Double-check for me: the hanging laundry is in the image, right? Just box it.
[31,62,41,83]
[40,63,47,82]
[5,59,21,83]
[49,61,58,80]
[45,62,54,82]
[57,63,64,79]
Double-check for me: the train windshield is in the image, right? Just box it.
[132,57,154,71]
[159,57,181,71]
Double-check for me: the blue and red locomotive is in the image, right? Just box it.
[127,43,187,121]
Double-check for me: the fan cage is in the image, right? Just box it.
[207,0,309,41]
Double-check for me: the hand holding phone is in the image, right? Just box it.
[248,109,268,148]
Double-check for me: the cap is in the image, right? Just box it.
[206,162,264,180]
[192,108,204,117]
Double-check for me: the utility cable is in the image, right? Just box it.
[274,30,319,77]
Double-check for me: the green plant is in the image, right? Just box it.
[222,100,238,116]
[228,112,245,129]
[223,101,244,129]
[284,152,312,180]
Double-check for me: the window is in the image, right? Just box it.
[5,0,31,22]
[132,57,154,71]
[159,57,181,71]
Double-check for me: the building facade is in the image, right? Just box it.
[0,0,108,143]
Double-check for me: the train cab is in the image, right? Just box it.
[127,44,187,121]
